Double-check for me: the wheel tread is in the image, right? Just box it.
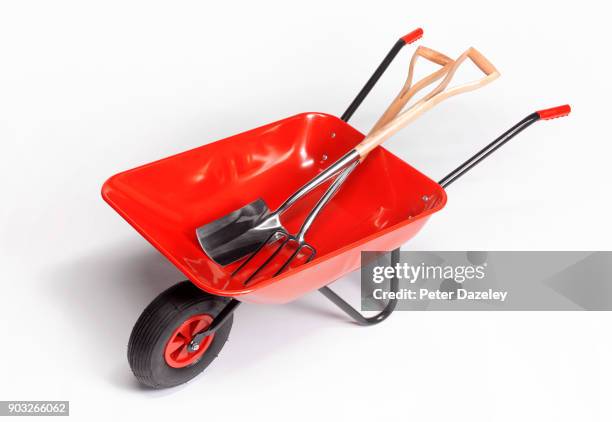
[127,282,233,388]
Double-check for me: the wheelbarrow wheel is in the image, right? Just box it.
[127,281,233,389]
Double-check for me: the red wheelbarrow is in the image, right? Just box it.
[102,29,570,388]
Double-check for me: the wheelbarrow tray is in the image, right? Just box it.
[102,112,446,304]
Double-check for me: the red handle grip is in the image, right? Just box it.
[401,28,424,44]
[537,104,571,120]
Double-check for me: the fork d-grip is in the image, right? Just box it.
[318,105,571,325]
[341,28,423,122]
[190,29,424,337]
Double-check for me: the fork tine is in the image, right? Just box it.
[303,245,317,263]
[274,243,317,276]
[229,161,354,285]
[242,234,295,286]
[273,247,301,277]
[232,230,287,278]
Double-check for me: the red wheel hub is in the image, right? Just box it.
[164,314,215,368]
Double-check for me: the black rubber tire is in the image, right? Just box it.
[127,281,233,389]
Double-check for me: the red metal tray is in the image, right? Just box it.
[102,112,446,304]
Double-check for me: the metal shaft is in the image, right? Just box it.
[275,150,359,215]
[296,161,358,242]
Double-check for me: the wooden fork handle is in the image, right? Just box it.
[468,47,498,75]
[417,46,454,66]
[355,47,500,159]
[370,45,454,134]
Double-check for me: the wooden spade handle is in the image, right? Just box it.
[369,46,454,134]
[355,47,500,159]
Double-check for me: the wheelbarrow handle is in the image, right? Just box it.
[537,104,571,120]
[355,47,500,159]
[438,105,572,188]
[341,28,424,122]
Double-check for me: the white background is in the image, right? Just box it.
[1,0,610,420]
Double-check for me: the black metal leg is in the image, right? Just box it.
[191,298,241,342]
[318,248,400,326]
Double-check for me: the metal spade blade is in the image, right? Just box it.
[196,198,287,266]
[196,151,359,266]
